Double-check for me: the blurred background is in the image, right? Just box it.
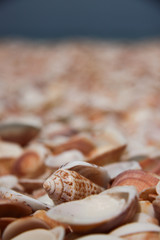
[0,0,160,40]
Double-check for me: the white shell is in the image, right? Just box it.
[0,187,50,211]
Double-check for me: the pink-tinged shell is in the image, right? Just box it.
[43,169,104,204]
[111,170,159,193]
[140,157,160,176]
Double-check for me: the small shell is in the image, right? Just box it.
[2,216,50,240]
[11,227,65,240]
[0,187,50,211]
[0,119,41,146]
[45,150,85,170]
[60,161,110,188]
[112,170,159,193]
[12,151,44,177]
[110,222,160,239]
[140,157,160,175]
[45,136,95,156]
[87,145,126,166]
[43,169,104,204]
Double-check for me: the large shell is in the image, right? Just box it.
[60,161,110,188]
[46,186,139,233]
[0,187,50,211]
[75,235,123,240]
[43,169,104,204]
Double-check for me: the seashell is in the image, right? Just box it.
[0,187,50,211]
[37,194,54,207]
[12,150,45,178]
[75,234,123,240]
[139,186,157,202]
[153,196,160,222]
[0,175,18,189]
[2,216,50,240]
[0,217,15,234]
[140,157,160,175]
[0,119,41,146]
[45,150,85,170]
[139,200,156,218]
[103,161,141,180]
[46,186,139,233]
[10,226,65,240]
[0,141,23,174]
[60,161,110,188]
[33,210,69,230]
[44,136,96,156]
[110,222,160,239]
[156,181,160,195]
[87,144,126,166]
[132,212,159,225]
[43,169,104,204]
[0,199,32,218]
[18,178,44,193]
[111,170,159,193]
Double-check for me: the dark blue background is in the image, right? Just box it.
[0,0,160,39]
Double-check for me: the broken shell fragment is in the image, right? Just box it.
[45,150,85,170]
[46,186,138,233]
[11,226,65,240]
[43,169,104,204]
[2,216,50,240]
[0,120,41,146]
[110,222,160,239]
[60,161,110,188]
[87,144,126,166]
[0,187,50,211]
[112,170,159,193]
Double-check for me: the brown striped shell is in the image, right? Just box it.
[43,169,104,204]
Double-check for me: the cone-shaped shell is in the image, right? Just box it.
[43,169,104,204]
[46,186,139,233]
[60,161,110,188]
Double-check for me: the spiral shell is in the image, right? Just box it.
[43,169,104,204]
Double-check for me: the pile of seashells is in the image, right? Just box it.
[0,40,160,239]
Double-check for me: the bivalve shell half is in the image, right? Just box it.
[110,222,160,240]
[45,136,95,156]
[60,161,110,188]
[75,234,123,240]
[87,145,126,166]
[10,226,65,240]
[2,216,50,240]
[46,186,139,233]
[112,170,159,193]
[12,150,45,178]
[0,120,41,146]
[43,169,104,204]
[0,187,50,211]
